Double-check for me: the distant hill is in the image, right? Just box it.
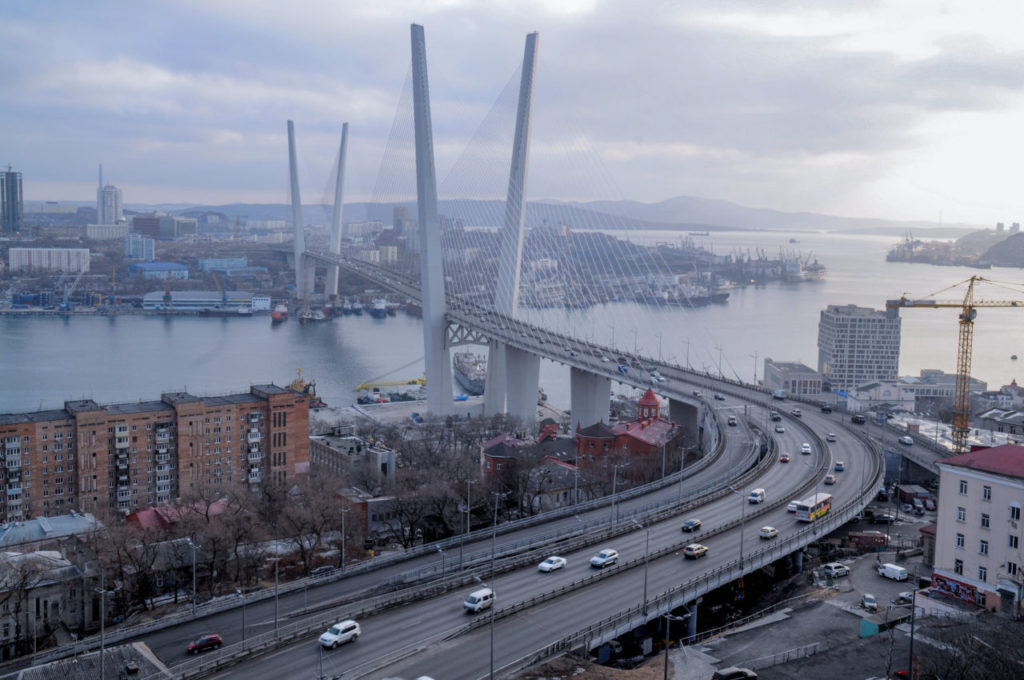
[160,195,982,236]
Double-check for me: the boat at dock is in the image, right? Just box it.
[271,304,289,324]
[453,351,486,395]
[368,299,388,319]
[198,306,253,318]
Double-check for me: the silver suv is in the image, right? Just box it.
[822,562,850,578]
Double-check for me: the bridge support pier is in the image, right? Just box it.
[668,399,700,449]
[506,346,540,428]
[687,602,698,641]
[570,368,610,429]
[484,340,508,415]
[794,549,804,573]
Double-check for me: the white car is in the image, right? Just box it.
[800,442,812,454]
[759,526,778,539]
[822,562,850,578]
[319,619,361,648]
[826,432,837,442]
[538,556,567,572]
[775,424,785,433]
[590,549,619,568]
[899,435,914,446]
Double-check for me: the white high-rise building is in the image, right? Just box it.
[97,184,123,225]
[817,304,901,391]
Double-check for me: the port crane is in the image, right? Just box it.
[887,276,1024,453]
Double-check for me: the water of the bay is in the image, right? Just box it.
[2,229,1022,414]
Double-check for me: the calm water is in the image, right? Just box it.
[2,229,1022,414]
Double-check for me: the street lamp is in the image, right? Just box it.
[461,478,475,568]
[610,462,629,527]
[488,490,508,680]
[630,519,650,615]
[95,571,121,680]
[437,546,446,578]
[236,588,247,647]
[662,612,689,680]
[340,506,349,572]
[273,553,280,636]
[185,537,199,617]
[727,485,747,566]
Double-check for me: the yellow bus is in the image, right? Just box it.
[795,493,832,522]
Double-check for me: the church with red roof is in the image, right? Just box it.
[574,388,682,474]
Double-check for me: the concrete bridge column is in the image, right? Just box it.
[668,399,700,449]
[570,368,610,429]
[687,602,698,641]
[484,340,508,415]
[506,346,540,428]
[794,549,804,573]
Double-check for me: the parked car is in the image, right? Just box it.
[871,513,896,525]
[683,543,708,559]
[924,498,936,511]
[822,562,850,578]
[775,424,785,433]
[770,412,782,422]
[779,452,791,463]
[759,526,778,539]
[188,634,223,655]
[834,461,845,472]
[319,620,361,648]
[711,668,758,680]
[826,432,837,442]
[862,593,879,612]
[538,556,567,572]
[681,518,702,532]
[897,591,915,604]
[801,443,812,454]
[590,549,619,568]
[899,435,914,445]
[714,393,726,401]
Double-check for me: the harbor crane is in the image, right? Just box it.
[887,276,1024,453]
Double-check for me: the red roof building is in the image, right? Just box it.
[575,389,682,475]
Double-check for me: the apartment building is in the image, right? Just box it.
[817,304,901,392]
[933,444,1024,616]
[0,385,309,521]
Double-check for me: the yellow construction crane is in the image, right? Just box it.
[887,276,1024,453]
[355,376,426,391]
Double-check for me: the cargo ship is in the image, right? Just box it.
[198,306,253,317]
[453,351,486,395]
[368,299,388,319]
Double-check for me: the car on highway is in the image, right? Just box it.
[790,408,802,417]
[822,562,850,578]
[871,513,896,525]
[713,393,726,401]
[759,526,778,539]
[692,390,703,398]
[820,404,833,413]
[899,435,914,445]
[600,355,610,363]
[683,543,708,559]
[774,424,785,433]
[779,452,791,463]
[727,416,738,426]
[311,565,336,578]
[711,668,758,680]
[826,432,837,442]
[787,499,800,512]
[538,556,567,572]
[188,633,223,654]
[801,443,812,454]
[319,620,361,648]
[824,473,837,485]
[834,461,845,472]
[681,518,702,532]
[590,549,619,568]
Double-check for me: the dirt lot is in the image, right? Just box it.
[518,654,672,680]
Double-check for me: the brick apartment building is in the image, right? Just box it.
[0,384,309,521]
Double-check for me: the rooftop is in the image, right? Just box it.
[938,444,1024,481]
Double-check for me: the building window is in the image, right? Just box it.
[983,485,992,501]
[959,480,968,495]
[1012,505,1022,522]
[957,507,966,522]
[1010,535,1019,550]
[954,559,963,575]
[956,533,965,549]
[979,566,988,581]
[980,539,989,555]
[1010,562,1019,577]
[982,514,990,529]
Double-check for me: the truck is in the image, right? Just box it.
[877,562,909,581]
[771,389,787,400]
[897,484,931,504]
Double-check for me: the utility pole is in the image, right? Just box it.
[750,351,758,385]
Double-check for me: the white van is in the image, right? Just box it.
[463,587,494,613]
[747,488,766,504]
[876,563,909,581]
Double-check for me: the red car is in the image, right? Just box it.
[188,633,223,654]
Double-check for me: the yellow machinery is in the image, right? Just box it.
[887,276,1024,453]
[355,376,426,391]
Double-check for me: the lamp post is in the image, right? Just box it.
[631,519,650,616]
[907,584,918,677]
[437,546,446,578]
[340,506,349,572]
[750,351,758,385]
[727,486,747,566]
[237,588,246,647]
[273,553,279,636]
[663,613,689,680]
[610,462,628,527]
[461,478,475,568]
[186,537,198,617]
[488,490,508,680]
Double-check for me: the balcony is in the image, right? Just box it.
[156,464,170,474]
[248,414,260,423]
[5,458,21,469]
[247,470,261,484]
[155,453,170,464]
[116,489,131,501]
[116,461,129,470]
[247,451,263,463]
[115,436,130,450]
[4,440,20,451]
[247,431,262,443]
[7,485,22,496]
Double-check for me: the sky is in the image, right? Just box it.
[4,0,1024,225]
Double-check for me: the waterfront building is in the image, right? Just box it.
[125,232,155,261]
[574,389,682,477]
[129,261,188,281]
[932,444,1024,616]
[1,166,23,233]
[762,358,823,396]
[310,425,398,478]
[7,248,89,274]
[817,303,901,392]
[845,381,915,413]
[0,385,310,520]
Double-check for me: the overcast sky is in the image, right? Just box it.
[4,0,1024,224]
